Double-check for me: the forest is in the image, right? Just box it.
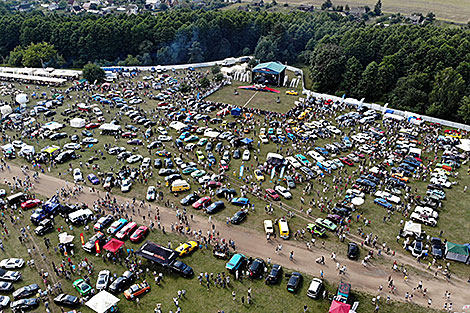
[2,10,470,122]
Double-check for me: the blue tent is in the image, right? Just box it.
[231,108,241,116]
[385,109,394,114]
[241,138,253,145]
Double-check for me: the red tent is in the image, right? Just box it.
[329,300,351,313]
[103,238,125,254]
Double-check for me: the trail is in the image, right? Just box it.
[3,163,469,311]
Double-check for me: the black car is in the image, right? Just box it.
[108,271,134,294]
[10,298,39,312]
[49,132,67,141]
[53,294,79,307]
[286,272,302,293]
[93,215,114,231]
[180,194,200,206]
[170,260,194,278]
[347,242,359,260]
[230,211,247,224]
[34,218,54,236]
[300,167,315,180]
[265,264,282,284]
[0,281,13,292]
[205,201,225,214]
[83,232,107,253]
[13,284,40,300]
[431,237,444,259]
[44,110,56,117]
[233,149,241,159]
[216,188,237,198]
[248,258,265,279]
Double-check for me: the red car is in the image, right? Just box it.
[206,181,222,189]
[340,157,354,166]
[122,132,137,138]
[130,226,149,243]
[85,123,101,130]
[265,189,280,201]
[21,199,42,209]
[192,196,211,209]
[158,102,168,107]
[219,160,229,171]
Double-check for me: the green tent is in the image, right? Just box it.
[445,242,469,263]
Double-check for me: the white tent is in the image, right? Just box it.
[0,105,12,116]
[19,145,35,156]
[85,291,120,313]
[169,121,187,131]
[15,93,29,105]
[351,198,364,206]
[58,232,74,244]
[42,121,64,131]
[457,139,470,152]
[204,129,220,138]
[402,221,421,237]
[1,144,14,152]
[383,113,405,121]
[70,118,86,128]
[99,123,121,131]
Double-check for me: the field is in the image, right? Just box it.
[1,68,470,312]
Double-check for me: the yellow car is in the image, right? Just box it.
[175,241,198,256]
[298,112,307,120]
[286,119,296,125]
[285,90,298,96]
[254,169,265,182]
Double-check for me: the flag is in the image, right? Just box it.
[80,233,85,245]
[95,241,101,253]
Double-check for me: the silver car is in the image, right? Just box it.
[96,270,110,291]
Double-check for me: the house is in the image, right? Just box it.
[348,7,366,18]
[145,0,161,10]
[17,3,33,12]
[298,4,314,11]
[406,14,423,24]
[252,0,263,6]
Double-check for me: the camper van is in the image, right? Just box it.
[278,218,289,239]
[171,179,190,192]
[263,220,274,235]
[68,208,94,225]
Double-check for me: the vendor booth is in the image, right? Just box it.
[85,291,119,313]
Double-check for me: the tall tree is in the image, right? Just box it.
[427,67,465,118]
[341,56,362,97]
[310,44,346,92]
[356,61,379,100]
[373,0,382,16]
[188,41,204,63]
[82,63,105,84]
[21,42,58,68]
[458,96,470,123]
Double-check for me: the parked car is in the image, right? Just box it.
[53,294,79,307]
[265,264,282,284]
[286,272,302,293]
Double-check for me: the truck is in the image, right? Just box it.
[30,196,62,225]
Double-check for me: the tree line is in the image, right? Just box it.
[1,10,470,122]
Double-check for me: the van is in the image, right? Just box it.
[278,218,289,239]
[263,220,274,235]
[6,192,26,206]
[285,156,301,169]
[307,278,323,299]
[68,208,93,225]
[171,179,190,192]
[226,253,246,272]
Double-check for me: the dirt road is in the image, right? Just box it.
[3,164,469,311]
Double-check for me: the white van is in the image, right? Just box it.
[263,220,274,235]
[285,156,301,169]
[68,208,93,225]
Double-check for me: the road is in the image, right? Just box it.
[3,163,469,311]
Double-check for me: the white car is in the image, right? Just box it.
[121,178,132,192]
[158,135,172,142]
[410,212,437,227]
[326,125,341,134]
[129,98,143,105]
[157,127,168,135]
[92,107,103,116]
[0,258,24,269]
[242,150,250,161]
[332,159,344,168]
[73,168,83,182]
[64,143,81,150]
[274,186,292,199]
[96,270,110,291]
[347,153,360,162]
[324,160,337,170]
[414,206,438,219]
[198,175,211,185]
[285,156,301,169]
[127,154,143,164]
[146,186,156,201]
[141,157,151,169]
[429,177,451,188]
[374,191,401,204]
[307,150,325,162]
[259,135,268,144]
[259,128,266,135]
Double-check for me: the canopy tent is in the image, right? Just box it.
[204,129,220,138]
[457,139,470,152]
[402,221,422,237]
[445,242,469,263]
[231,108,242,116]
[41,145,60,156]
[252,61,286,86]
[85,291,120,313]
[103,238,125,254]
[15,94,29,105]
[1,144,14,152]
[266,152,285,166]
[241,138,253,145]
[70,118,86,128]
[329,300,351,313]
[351,197,364,206]
[58,232,74,244]
[99,124,121,131]
[0,105,12,116]
[169,121,188,131]
[42,121,64,131]
[383,113,405,121]
[19,145,35,156]
[136,241,178,267]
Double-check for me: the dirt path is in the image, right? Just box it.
[3,164,469,311]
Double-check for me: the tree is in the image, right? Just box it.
[200,77,210,89]
[82,63,105,84]
[21,42,58,68]
[356,61,379,100]
[427,67,465,119]
[214,73,224,82]
[310,44,346,92]
[8,46,24,67]
[389,72,430,113]
[341,56,362,96]
[321,0,332,10]
[458,96,470,123]
[373,0,382,16]
[211,66,221,75]
[188,41,204,63]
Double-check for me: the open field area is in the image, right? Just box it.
[0,66,469,313]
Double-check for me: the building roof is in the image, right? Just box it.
[252,62,286,75]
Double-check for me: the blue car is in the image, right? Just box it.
[178,132,190,140]
[226,253,246,272]
[231,197,250,206]
[314,147,329,156]
[87,174,100,185]
[107,218,128,235]
[374,198,393,209]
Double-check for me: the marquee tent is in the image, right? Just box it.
[329,300,351,313]
[103,238,125,254]
[85,291,120,313]
[70,118,86,128]
[445,242,469,263]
